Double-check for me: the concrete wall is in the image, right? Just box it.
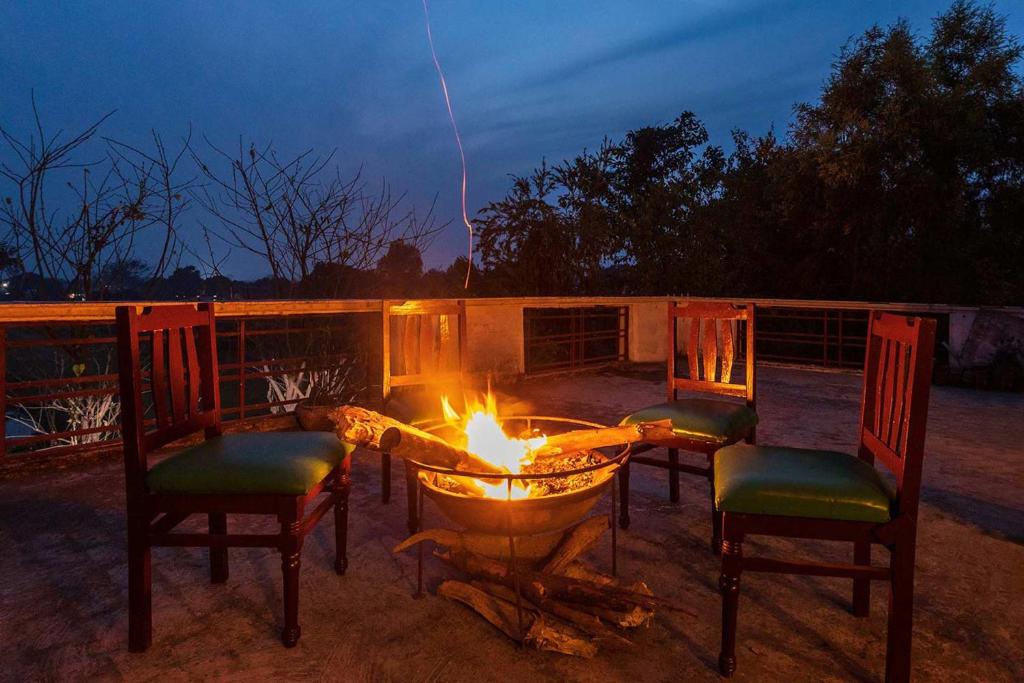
[628,302,667,362]
[464,302,524,378]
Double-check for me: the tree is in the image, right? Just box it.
[375,239,424,297]
[193,140,442,298]
[0,99,191,300]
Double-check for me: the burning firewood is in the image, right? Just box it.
[331,404,673,475]
[330,405,503,474]
[529,420,674,459]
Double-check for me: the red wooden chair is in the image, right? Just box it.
[714,312,936,681]
[380,299,467,532]
[115,303,353,651]
[618,301,757,551]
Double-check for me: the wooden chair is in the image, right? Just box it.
[115,303,353,651]
[618,301,757,551]
[714,312,936,682]
[379,299,467,533]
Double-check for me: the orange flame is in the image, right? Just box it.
[440,391,546,499]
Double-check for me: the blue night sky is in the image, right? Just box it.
[3,1,1022,278]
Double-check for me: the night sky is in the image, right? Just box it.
[3,1,1022,278]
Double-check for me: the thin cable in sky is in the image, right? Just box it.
[422,0,473,288]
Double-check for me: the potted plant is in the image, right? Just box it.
[294,356,363,431]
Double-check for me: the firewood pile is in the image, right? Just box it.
[394,517,688,657]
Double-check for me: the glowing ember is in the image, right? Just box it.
[440,393,546,499]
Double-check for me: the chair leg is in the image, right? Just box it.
[280,520,303,647]
[209,512,228,584]
[335,462,351,576]
[127,519,152,652]
[718,531,743,677]
[885,540,916,683]
[617,459,631,529]
[709,463,722,555]
[404,460,420,536]
[667,448,680,503]
[852,541,870,616]
[381,452,391,504]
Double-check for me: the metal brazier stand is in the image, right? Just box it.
[405,416,632,642]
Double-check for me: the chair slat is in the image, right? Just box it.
[873,338,890,437]
[167,327,187,423]
[183,326,201,417]
[151,330,170,428]
[893,345,911,454]
[720,320,735,384]
[880,339,899,446]
[687,318,700,380]
[702,319,718,382]
[885,342,907,450]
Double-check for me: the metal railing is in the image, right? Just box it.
[1,301,381,460]
[0,295,1004,463]
[523,306,628,375]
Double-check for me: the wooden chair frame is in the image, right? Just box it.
[380,299,467,532]
[618,301,757,551]
[717,312,936,682]
[116,303,351,651]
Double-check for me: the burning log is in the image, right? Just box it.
[330,405,504,474]
[529,419,674,460]
[437,580,598,658]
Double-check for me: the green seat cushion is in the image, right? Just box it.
[621,398,758,445]
[147,432,354,496]
[714,444,894,523]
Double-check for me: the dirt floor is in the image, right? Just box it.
[1,366,1022,682]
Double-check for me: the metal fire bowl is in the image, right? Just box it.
[415,416,627,537]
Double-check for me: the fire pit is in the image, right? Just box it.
[413,416,625,537]
[331,397,675,657]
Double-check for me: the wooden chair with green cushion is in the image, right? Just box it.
[115,303,354,651]
[379,299,467,533]
[715,312,936,682]
[618,301,757,551]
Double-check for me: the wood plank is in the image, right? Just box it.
[720,320,734,383]
[151,330,170,428]
[183,326,201,416]
[687,317,700,381]
[702,319,718,382]
[167,326,186,423]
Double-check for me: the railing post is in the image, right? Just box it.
[238,319,246,420]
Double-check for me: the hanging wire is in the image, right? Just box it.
[422,0,474,289]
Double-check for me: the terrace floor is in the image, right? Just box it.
[1,366,1022,682]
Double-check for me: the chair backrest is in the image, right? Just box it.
[667,301,756,407]
[382,299,467,404]
[858,312,936,520]
[116,304,222,493]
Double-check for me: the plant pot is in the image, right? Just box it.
[294,400,339,432]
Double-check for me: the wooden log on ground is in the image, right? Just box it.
[541,516,608,575]
[330,405,503,474]
[438,548,664,613]
[437,580,597,658]
[530,419,675,459]
[471,580,634,650]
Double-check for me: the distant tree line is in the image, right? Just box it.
[1,1,1021,306]
[474,1,1024,305]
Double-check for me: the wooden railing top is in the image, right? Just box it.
[0,296,1017,324]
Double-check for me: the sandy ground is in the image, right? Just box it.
[1,366,1022,682]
